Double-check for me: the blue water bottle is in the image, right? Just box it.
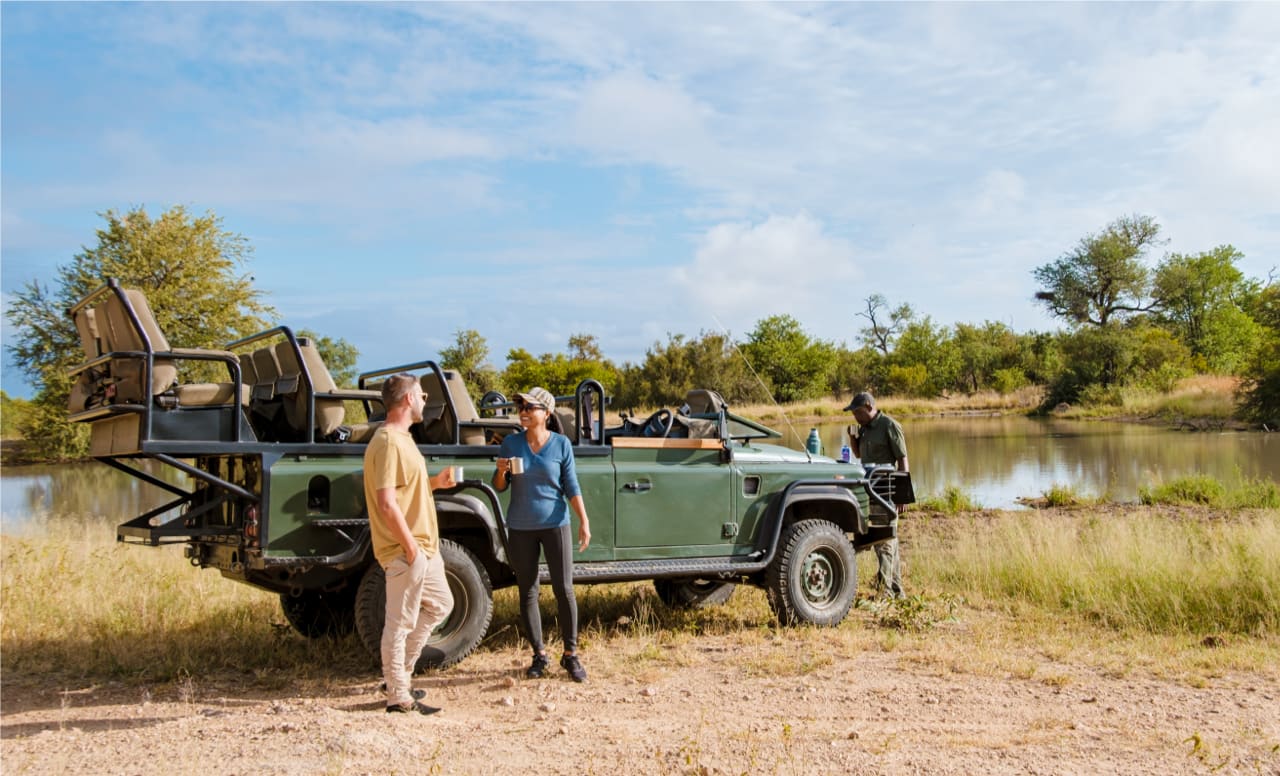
[840,444,852,463]
[806,428,822,455]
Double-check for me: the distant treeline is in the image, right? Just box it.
[5,208,1279,461]
[445,216,1279,426]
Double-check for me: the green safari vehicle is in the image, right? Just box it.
[66,279,909,669]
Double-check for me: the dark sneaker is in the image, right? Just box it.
[560,653,587,683]
[386,700,441,715]
[526,653,550,679]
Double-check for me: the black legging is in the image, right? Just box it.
[507,524,578,654]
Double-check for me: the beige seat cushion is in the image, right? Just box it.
[173,382,250,407]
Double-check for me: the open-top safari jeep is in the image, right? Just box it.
[67,279,910,669]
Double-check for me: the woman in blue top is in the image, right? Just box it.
[492,386,592,682]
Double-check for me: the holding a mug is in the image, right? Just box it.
[491,387,592,683]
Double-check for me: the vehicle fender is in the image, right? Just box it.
[751,480,866,566]
[435,492,508,566]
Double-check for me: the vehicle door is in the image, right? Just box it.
[612,440,734,559]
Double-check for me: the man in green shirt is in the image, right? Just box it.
[845,392,908,599]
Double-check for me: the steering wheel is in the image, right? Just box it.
[643,408,674,438]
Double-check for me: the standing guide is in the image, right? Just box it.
[364,373,457,715]
[846,391,909,599]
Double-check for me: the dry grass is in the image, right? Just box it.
[3,506,1278,692]
[1053,375,1240,423]
[737,386,1045,426]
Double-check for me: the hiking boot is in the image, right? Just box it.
[560,653,587,683]
[526,652,550,679]
[386,700,441,715]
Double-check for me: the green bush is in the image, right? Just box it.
[991,367,1029,395]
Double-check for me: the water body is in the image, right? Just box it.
[786,415,1280,508]
[3,419,1278,534]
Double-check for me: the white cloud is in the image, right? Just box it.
[676,213,862,342]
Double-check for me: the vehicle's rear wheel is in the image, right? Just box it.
[653,578,736,609]
[279,587,357,638]
[765,519,857,627]
[354,539,494,671]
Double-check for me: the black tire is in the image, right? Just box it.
[653,578,736,609]
[765,519,857,627]
[354,539,494,671]
[279,587,357,638]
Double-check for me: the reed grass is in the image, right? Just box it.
[911,509,1280,636]
[4,507,1277,687]
[1055,375,1239,422]
[1140,474,1280,509]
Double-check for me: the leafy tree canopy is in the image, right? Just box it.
[4,206,276,459]
[740,314,835,403]
[1034,214,1164,327]
[1152,245,1261,372]
[440,329,501,400]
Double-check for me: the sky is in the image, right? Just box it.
[3,2,1278,398]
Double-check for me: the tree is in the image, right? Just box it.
[1237,283,1280,427]
[4,206,276,459]
[439,329,501,399]
[1033,214,1164,327]
[890,316,960,396]
[501,336,618,400]
[951,322,1026,394]
[857,294,914,355]
[1151,245,1261,373]
[623,331,765,409]
[739,315,835,403]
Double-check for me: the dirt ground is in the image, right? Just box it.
[3,632,1277,776]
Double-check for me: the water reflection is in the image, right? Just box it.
[785,416,1280,508]
[2,419,1277,533]
[1,460,188,535]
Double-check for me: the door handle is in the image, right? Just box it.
[624,481,652,492]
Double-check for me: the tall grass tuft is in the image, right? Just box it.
[1140,474,1280,509]
[912,510,1280,636]
[915,485,981,513]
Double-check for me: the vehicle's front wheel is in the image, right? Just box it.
[354,539,494,671]
[653,578,736,609]
[765,519,857,627]
[279,586,358,638]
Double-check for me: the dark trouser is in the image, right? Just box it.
[508,524,578,654]
[875,537,904,599]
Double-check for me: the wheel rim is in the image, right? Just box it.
[800,548,842,606]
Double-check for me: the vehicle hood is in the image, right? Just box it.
[735,443,836,464]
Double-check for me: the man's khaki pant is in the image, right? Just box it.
[382,550,453,706]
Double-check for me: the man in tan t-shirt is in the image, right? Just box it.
[364,373,455,715]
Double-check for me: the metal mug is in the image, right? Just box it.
[508,457,525,475]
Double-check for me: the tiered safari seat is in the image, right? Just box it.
[66,282,252,454]
[418,369,522,445]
